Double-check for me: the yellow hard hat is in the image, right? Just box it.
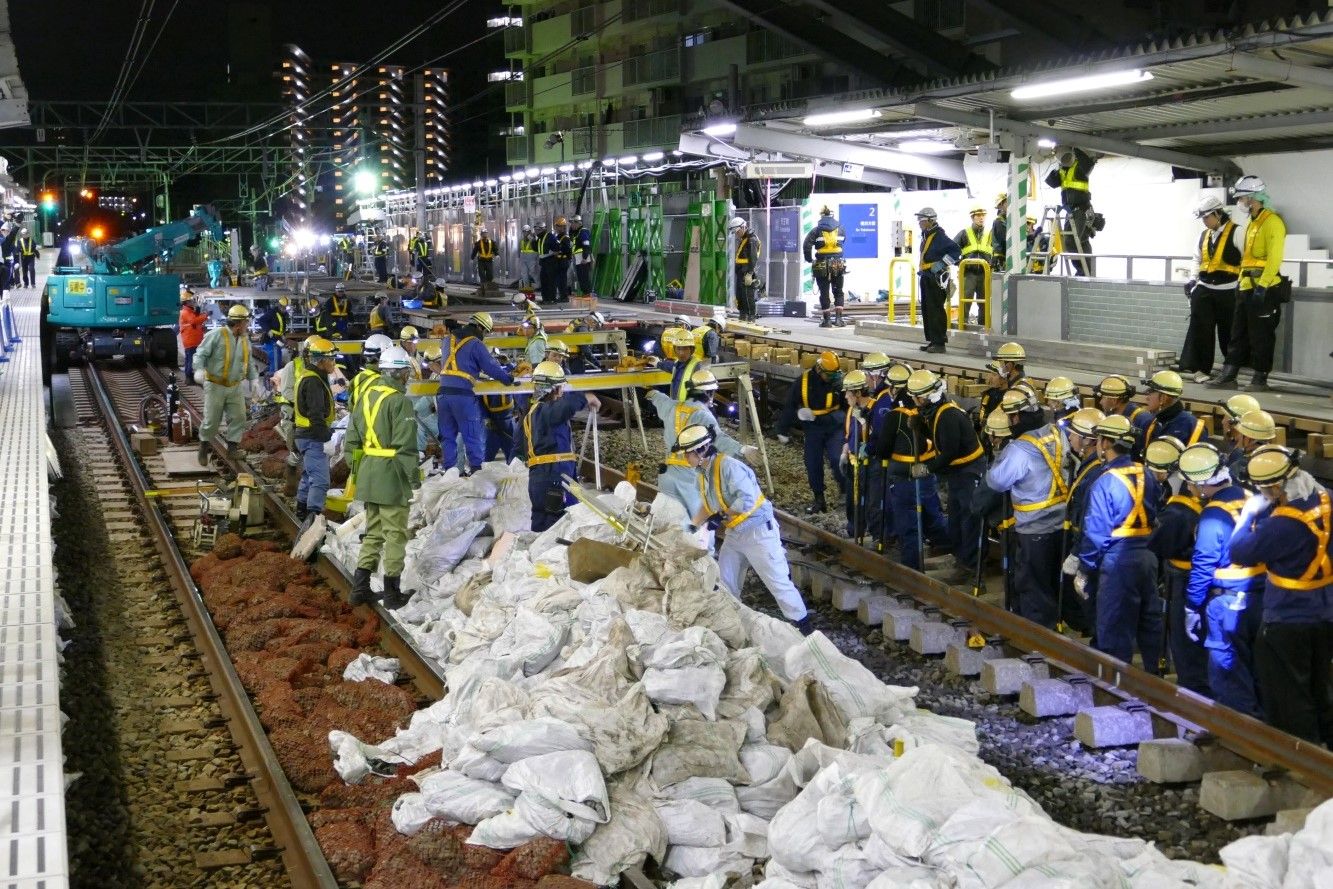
[985,408,1012,438]
[688,369,719,392]
[994,342,1026,362]
[544,338,571,357]
[995,192,1008,207]
[1045,376,1076,401]
[1224,393,1261,421]
[554,215,568,227]
[399,325,420,341]
[532,360,567,385]
[906,368,940,396]
[886,363,913,386]
[1177,442,1223,481]
[970,205,987,217]
[227,304,251,321]
[1236,409,1276,442]
[179,291,194,303]
[1095,374,1134,399]
[842,369,868,392]
[1246,445,1298,486]
[469,312,495,333]
[1000,387,1033,415]
[816,350,840,372]
[419,343,443,362]
[1146,369,1184,397]
[667,328,696,348]
[861,352,892,372]
[1066,407,1105,438]
[674,423,716,454]
[1145,436,1186,471]
[305,335,335,359]
[1094,413,1137,447]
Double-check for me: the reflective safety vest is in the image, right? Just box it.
[476,237,496,260]
[1205,497,1267,582]
[1145,413,1206,448]
[410,236,428,257]
[1063,456,1104,531]
[698,455,767,529]
[1058,165,1090,192]
[1198,221,1240,276]
[1013,428,1070,512]
[483,392,514,414]
[814,230,842,255]
[673,355,701,403]
[1241,208,1284,280]
[665,403,696,467]
[735,233,759,264]
[1106,465,1151,538]
[888,405,937,465]
[330,295,349,317]
[17,237,36,257]
[1164,493,1204,570]
[520,236,539,254]
[800,371,836,417]
[206,328,251,387]
[349,367,381,412]
[931,402,985,467]
[961,226,994,258]
[1267,488,1332,591]
[372,241,387,257]
[442,335,478,382]
[294,365,334,428]
[368,305,388,331]
[359,384,400,457]
[524,400,575,467]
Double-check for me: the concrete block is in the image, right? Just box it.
[857,594,896,627]
[1200,770,1279,821]
[1136,738,1206,783]
[981,657,1049,695]
[1265,807,1313,836]
[882,608,923,641]
[1073,705,1154,748]
[832,580,874,612]
[1198,744,1253,775]
[1019,677,1094,717]
[809,571,837,602]
[944,642,1001,677]
[910,621,960,655]
[789,563,810,591]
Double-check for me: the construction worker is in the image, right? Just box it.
[542,338,572,372]
[292,336,337,521]
[1143,370,1206,446]
[16,228,37,288]
[571,214,594,297]
[953,206,994,325]
[978,342,1032,432]
[873,364,948,567]
[802,206,846,328]
[910,369,986,583]
[1219,394,1261,476]
[371,234,389,283]
[521,314,549,366]
[1094,375,1151,436]
[195,304,258,465]
[367,293,391,335]
[437,312,515,474]
[272,336,318,460]
[408,229,432,276]
[1068,414,1162,672]
[647,369,748,533]
[915,207,961,354]
[677,423,809,626]
[1230,409,1277,486]
[1024,216,1050,273]
[1045,376,1080,422]
[841,371,873,540]
[1207,176,1288,393]
[545,216,573,303]
[1172,443,1263,715]
[480,360,517,463]
[525,361,600,531]
[335,234,355,279]
[256,298,290,372]
[991,193,1008,268]
[566,309,607,374]
[416,342,443,453]
[1045,146,1097,276]
[978,387,1070,626]
[776,351,846,514]
[346,345,420,609]
[327,283,351,338]
[350,333,394,411]
[1176,195,1241,383]
[518,224,540,294]
[1144,437,1206,693]
[471,228,497,284]
[1060,407,1107,632]
[731,217,760,322]
[178,290,208,383]
[657,328,703,403]
[698,316,725,363]
[1229,445,1333,744]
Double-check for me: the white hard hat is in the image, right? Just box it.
[674,314,693,328]
[1194,194,1225,218]
[378,346,413,370]
[1231,175,1266,197]
[589,310,605,325]
[728,216,745,230]
[364,333,395,355]
[915,207,938,219]
[522,223,532,232]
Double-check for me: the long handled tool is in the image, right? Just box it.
[971,514,988,598]
[560,474,656,552]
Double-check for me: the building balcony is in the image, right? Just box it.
[506,135,531,165]
[622,114,681,150]
[622,48,680,88]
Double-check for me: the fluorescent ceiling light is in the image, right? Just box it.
[525,167,540,177]
[558,163,576,172]
[540,166,556,175]
[1012,69,1153,100]
[619,155,638,164]
[499,175,512,182]
[512,170,527,180]
[578,160,594,169]
[803,108,880,127]
[702,122,737,136]
[898,140,957,154]
[1036,137,1057,149]
[601,158,617,166]
[641,150,665,162]
[879,128,948,140]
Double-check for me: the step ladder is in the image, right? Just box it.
[1026,206,1093,277]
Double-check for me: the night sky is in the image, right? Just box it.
[6,1,501,210]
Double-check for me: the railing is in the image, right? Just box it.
[889,257,918,325]
[504,81,528,109]
[571,126,595,156]
[571,65,596,95]
[623,48,679,86]
[954,258,993,330]
[505,135,530,165]
[623,0,680,23]
[1027,251,1333,287]
[746,29,807,65]
[623,114,682,149]
[503,27,529,55]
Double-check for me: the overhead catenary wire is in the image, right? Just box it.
[89,0,158,144]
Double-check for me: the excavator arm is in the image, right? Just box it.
[96,204,225,274]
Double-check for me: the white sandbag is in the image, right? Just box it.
[389,792,435,836]
[515,791,599,843]
[1281,799,1333,889]
[863,868,951,889]
[740,707,767,743]
[451,600,516,664]
[501,750,611,825]
[571,776,669,886]
[451,743,511,782]
[813,848,882,889]
[767,763,851,875]
[643,664,727,720]
[736,768,800,820]
[739,605,805,678]
[328,730,375,784]
[928,799,1095,889]
[342,653,400,684]
[412,769,517,825]
[532,681,668,775]
[723,812,769,859]
[888,709,980,756]
[469,808,542,849]
[784,632,917,723]
[739,744,793,787]
[763,861,819,889]
[654,798,728,848]
[415,508,487,583]
[1220,835,1288,889]
[671,877,729,889]
[665,845,752,880]
[491,607,568,677]
[816,785,870,848]
[718,648,782,720]
[785,740,884,787]
[644,625,728,669]
[651,719,749,787]
[655,777,741,813]
[470,717,592,764]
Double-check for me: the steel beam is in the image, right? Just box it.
[1103,108,1333,141]
[801,1,986,77]
[27,101,288,132]
[964,0,1111,52]
[730,124,965,182]
[910,102,1241,176]
[1227,53,1333,93]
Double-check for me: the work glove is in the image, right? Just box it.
[796,407,816,423]
[1236,492,1271,530]
[1183,280,1197,298]
[1072,569,1090,600]
[741,445,759,461]
[1184,607,1205,645]
[909,462,929,480]
[1061,553,1081,577]
[644,356,660,368]
[194,369,206,386]
[839,451,850,473]
[1250,285,1267,304]
[743,273,756,286]
[777,434,791,445]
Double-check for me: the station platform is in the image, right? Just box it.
[0,281,69,887]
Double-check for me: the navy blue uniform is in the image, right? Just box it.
[921,400,986,571]
[875,402,948,569]
[436,331,516,471]
[1149,492,1207,694]
[1145,400,1207,448]
[524,391,589,532]
[777,370,847,503]
[918,225,961,348]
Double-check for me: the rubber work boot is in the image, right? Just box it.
[381,575,413,611]
[294,502,309,521]
[1205,365,1239,389]
[227,442,243,460]
[197,440,211,466]
[1244,372,1270,392]
[833,310,846,327]
[819,312,833,328]
[805,496,828,515]
[349,568,375,605]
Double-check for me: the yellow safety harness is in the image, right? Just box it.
[442,335,478,381]
[520,236,538,254]
[961,227,994,257]
[1267,489,1332,590]
[349,367,381,411]
[294,364,334,429]
[698,455,767,529]
[1205,498,1267,581]
[735,233,758,264]
[931,402,985,467]
[889,405,938,464]
[205,327,251,387]
[1199,221,1240,275]
[920,229,937,259]
[18,237,35,256]
[359,384,400,457]
[1107,465,1151,538]
[673,355,701,403]
[476,237,496,260]
[1063,457,1104,531]
[1164,493,1202,570]
[1012,429,1069,512]
[524,400,575,467]
[411,236,428,258]
[1145,414,1206,448]
[1058,165,1090,192]
[814,230,841,255]
[368,305,387,331]
[483,392,514,414]
[665,404,696,468]
[801,371,836,417]
[330,295,349,317]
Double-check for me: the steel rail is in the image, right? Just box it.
[87,364,339,889]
